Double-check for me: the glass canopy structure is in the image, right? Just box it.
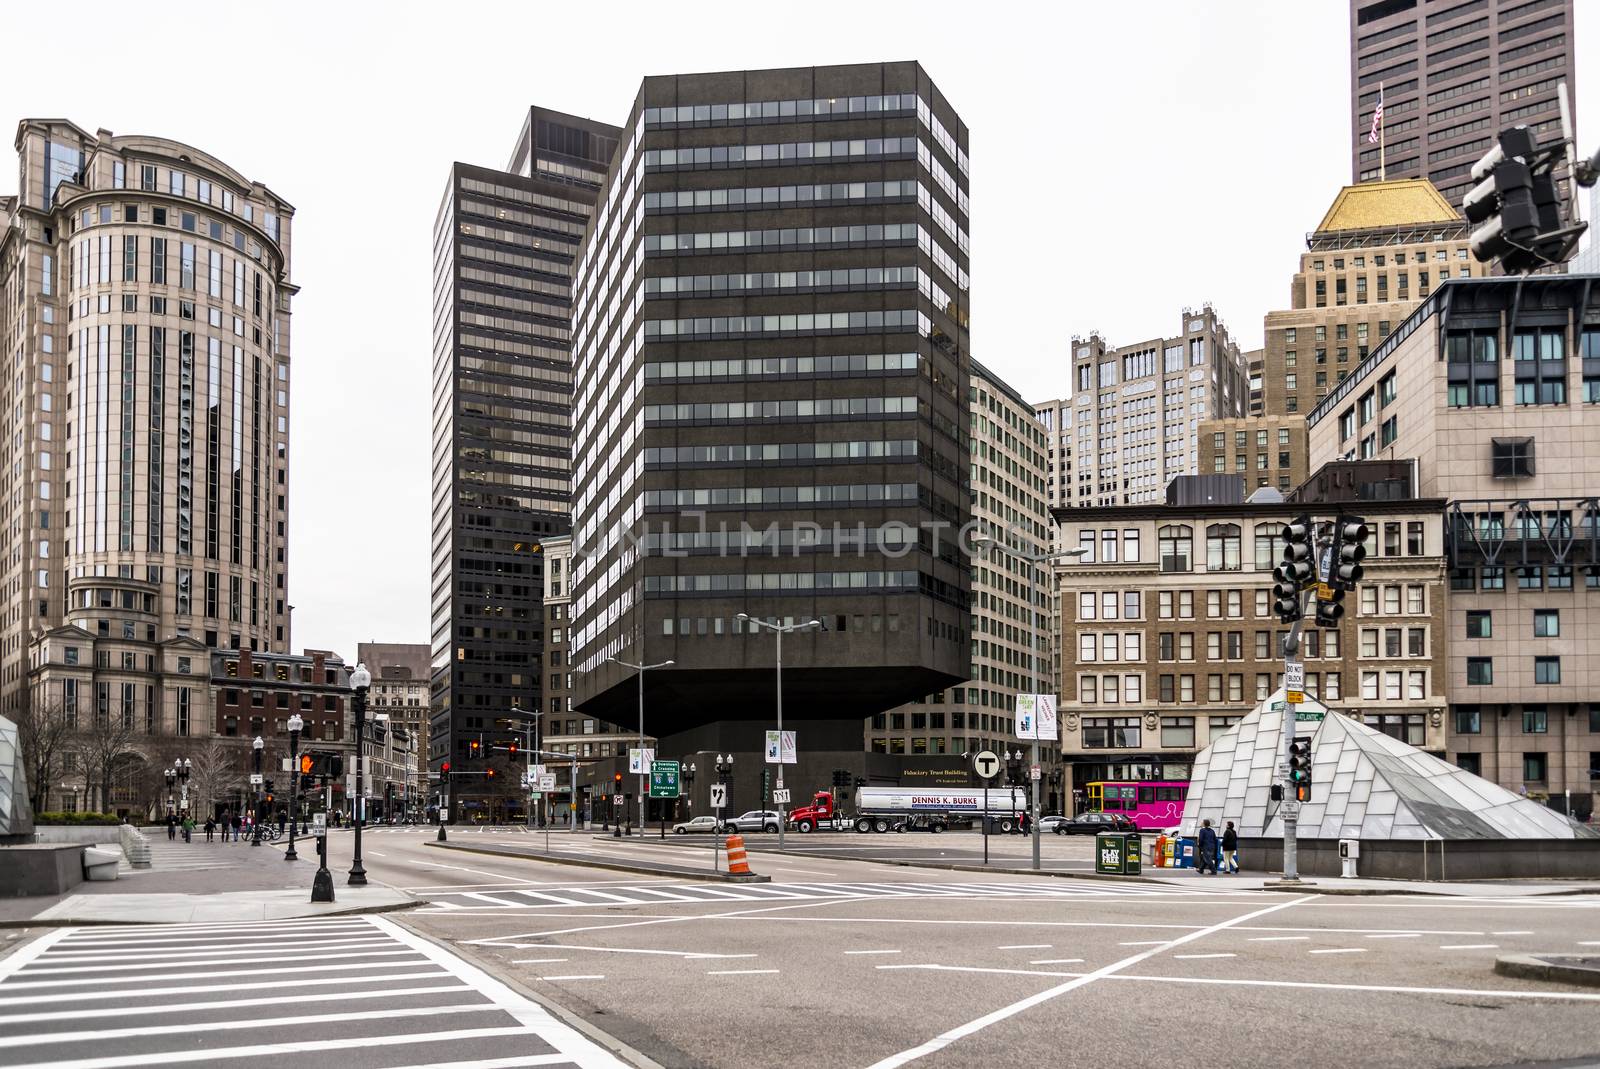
[0,715,34,840]
[1180,690,1595,841]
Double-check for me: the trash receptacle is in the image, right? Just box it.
[1123,832,1142,875]
[1175,835,1196,869]
[1094,831,1127,875]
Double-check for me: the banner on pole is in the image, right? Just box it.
[1014,693,1058,741]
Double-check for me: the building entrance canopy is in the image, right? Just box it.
[1180,689,1595,841]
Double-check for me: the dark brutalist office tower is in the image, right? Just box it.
[1350,0,1576,207]
[429,108,619,806]
[568,63,972,803]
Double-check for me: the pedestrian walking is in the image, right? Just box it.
[166,814,177,841]
[277,811,286,835]
[182,815,193,843]
[231,813,242,842]
[1197,819,1219,875]
[204,817,215,842]
[1222,821,1240,874]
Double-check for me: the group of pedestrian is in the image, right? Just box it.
[1194,819,1240,875]
[164,813,195,843]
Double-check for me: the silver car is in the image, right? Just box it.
[671,815,723,835]
[723,810,781,833]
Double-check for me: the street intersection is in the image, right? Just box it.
[3,826,1598,1069]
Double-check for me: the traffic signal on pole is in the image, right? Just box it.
[1461,125,1584,273]
[1330,515,1368,591]
[266,793,274,804]
[299,753,314,775]
[327,755,344,778]
[264,779,275,796]
[1289,737,1313,803]
[486,767,495,779]
[300,774,314,791]
[1315,588,1345,628]
[1272,514,1315,624]
[469,739,480,760]
[508,740,517,757]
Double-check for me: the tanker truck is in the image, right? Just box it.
[852,786,1030,834]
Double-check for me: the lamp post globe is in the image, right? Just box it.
[250,736,265,845]
[348,662,373,885]
[285,712,304,861]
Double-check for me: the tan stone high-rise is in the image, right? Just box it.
[1,119,292,728]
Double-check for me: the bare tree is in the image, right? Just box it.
[77,716,144,814]
[184,737,242,818]
[14,692,74,815]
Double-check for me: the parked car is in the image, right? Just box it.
[1038,815,1068,834]
[723,810,782,834]
[671,815,723,835]
[1056,811,1138,835]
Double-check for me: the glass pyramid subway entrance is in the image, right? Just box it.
[1179,690,1595,841]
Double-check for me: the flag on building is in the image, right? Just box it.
[1368,85,1384,145]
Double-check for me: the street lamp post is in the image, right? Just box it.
[973,536,1087,871]
[178,758,191,818]
[736,613,820,851]
[347,663,372,886]
[250,737,264,846]
[164,766,176,820]
[606,656,673,839]
[285,713,304,861]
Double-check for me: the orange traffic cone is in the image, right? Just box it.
[725,834,751,875]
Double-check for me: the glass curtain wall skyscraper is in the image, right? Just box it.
[568,63,974,738]
[428,109,619,790]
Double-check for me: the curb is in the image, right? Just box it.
[0,898,420,929]
[426,840,771,883]
[729,847,1155,885]
[1494,954,1600,988]
[387,915,668,1069]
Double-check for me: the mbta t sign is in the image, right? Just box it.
[971,749,1001,781]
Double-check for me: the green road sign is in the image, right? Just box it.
[649,760,680,799]
[1295,710,1326,722]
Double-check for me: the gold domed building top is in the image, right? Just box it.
[1314,178,1462,235]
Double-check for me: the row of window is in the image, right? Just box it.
[1451,565,1597,592]
[645,569,920,595]
[643,395,918,422]
[1465,656,1564,685]
[643,439,918,467]
[643,482,919,509]
[643,351,921,381]
[1454,705,1598,736]
[1075,583,1430,622]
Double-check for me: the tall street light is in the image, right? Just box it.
[736,613,820,851]
[348,662,372,886]
[607,656,673,838]
[285,712,304,861]
[164,766,176,819]
[178,758,191,817]
[973,536,1087,872]
[250,737,265,846]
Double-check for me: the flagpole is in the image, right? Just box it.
[1378,81,1386,181]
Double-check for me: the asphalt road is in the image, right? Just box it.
[344,828,1600,1069]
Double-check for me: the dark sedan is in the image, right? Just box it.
[1055,811,1138,835]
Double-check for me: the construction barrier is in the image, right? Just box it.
[725,834,751,875]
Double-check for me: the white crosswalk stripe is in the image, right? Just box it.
[419,878,1209,910]
[0,915,627,1068]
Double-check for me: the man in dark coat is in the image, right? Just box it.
[1197,819,1219,875]
[1222,821,1240,873]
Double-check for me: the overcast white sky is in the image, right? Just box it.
[4,1,1595,661]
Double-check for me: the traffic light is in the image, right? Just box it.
[1272,514,1315,624]
[469,739,481,761]
[614,772,623,791]
[1288,737,1313,803]
[327,755,344,778]
[264,779,275,796]
[855,776,867,789]
[1461,125,1584,273]
[299,753,314,776]
[486,767,496,779]
[300,774,314,791]
[266,793,274,804]
[1315,588,1345,628]
[508,740,517,757]
[1330,515,1368,591]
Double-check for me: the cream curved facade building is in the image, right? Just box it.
[1,119,294,741]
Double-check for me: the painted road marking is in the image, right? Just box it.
[1117,941,1168,946]
[845,950,903,955]
[1030,958,1085,965]
[1173,953,1236,960]
[1309,948,1367,955]
[1439,944,1499,950]
[861,895,1313,1069]
[1248,936,1309,942]
[706,969,780,975]
[1364,933,1421,939]
[1492,931,1533,936]
[996,944,1051,950]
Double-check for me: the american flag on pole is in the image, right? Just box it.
[1368,85,1384,144]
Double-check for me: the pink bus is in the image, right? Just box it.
[1086,780,1189,830]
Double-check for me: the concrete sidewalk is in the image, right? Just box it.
[22,886,415,925]
[1146,868,1600,896]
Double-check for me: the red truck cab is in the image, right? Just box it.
[788,790,836,832]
